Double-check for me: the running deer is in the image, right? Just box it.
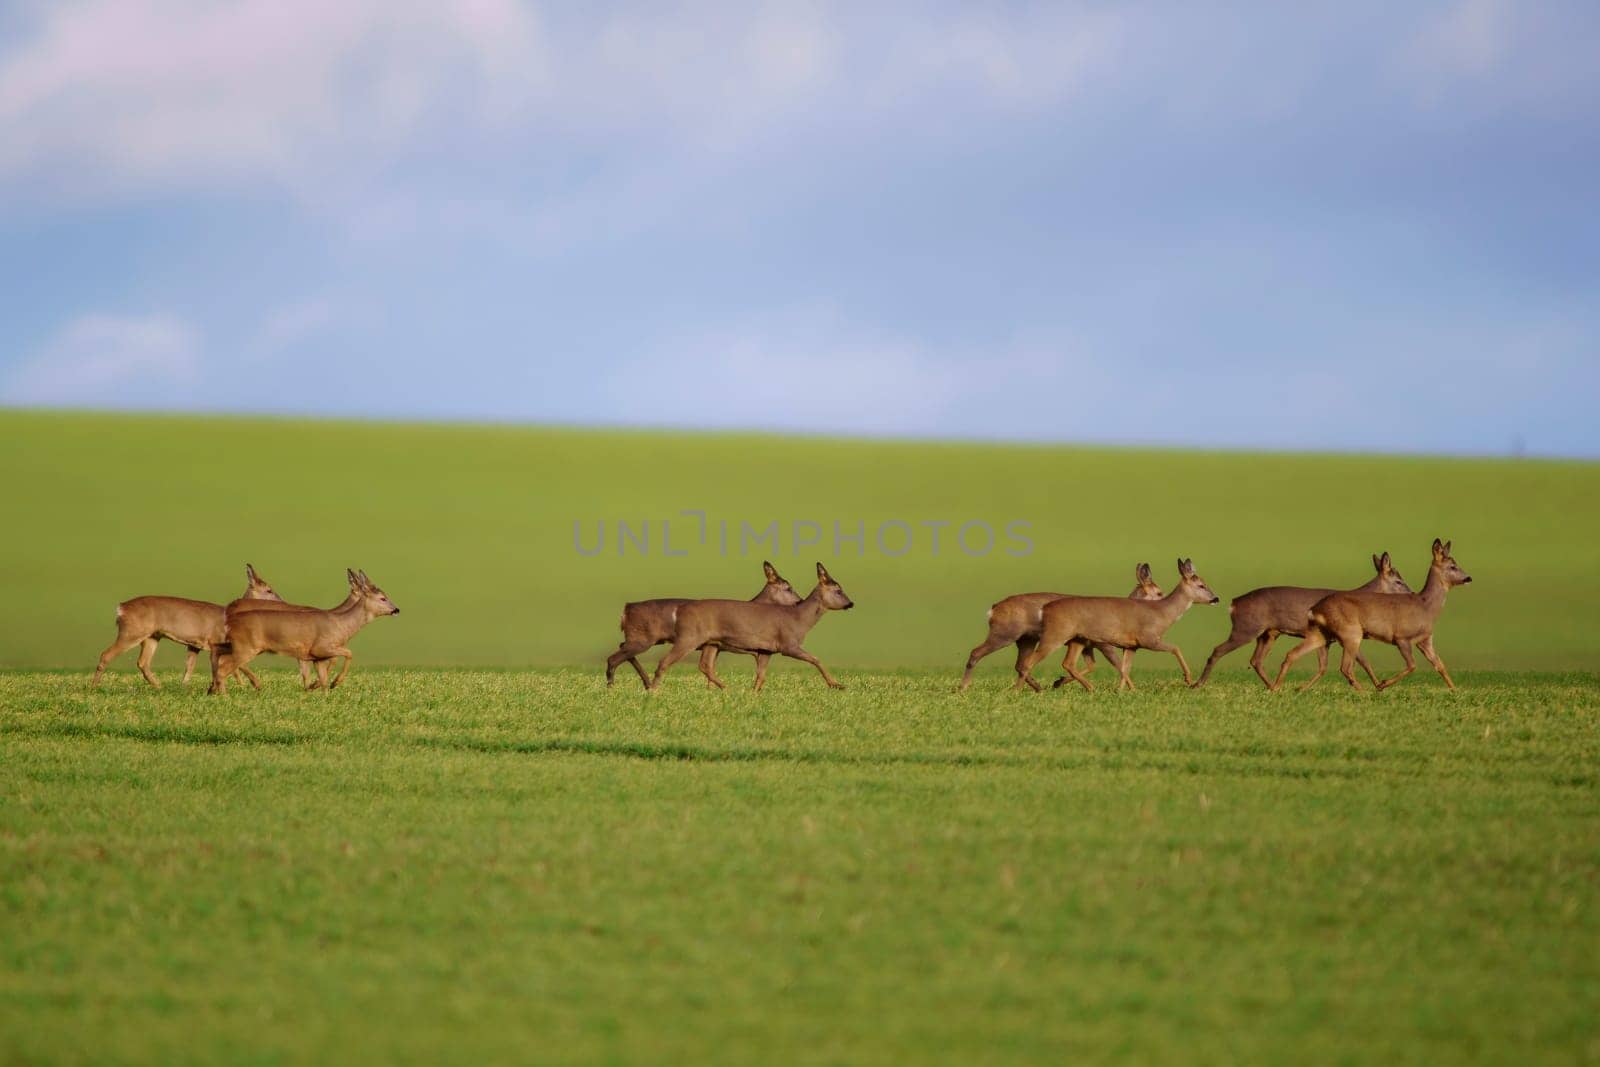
[1017,558,1221,692]
[209,570,400,694]
[210,571,364,693]
[958,564,1166,691]
[606,561,802,688]
[93,564,283,688]
[1271,539,1472,692]
[1196,552,1412,687]
[647,562,854,692]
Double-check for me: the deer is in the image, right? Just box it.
[209,570,400,694]
[1016,558,1221,692]
[606,561,802,688]
[647,562,854,692]
[92,564,283,688]
[958,563,1166,691]
[1271,539,1472,693]
[209,571,364,693]
[1195,552,1413,688]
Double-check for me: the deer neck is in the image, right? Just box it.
[1152,587,1195,627]
[327,598,375,645]
[790,587,829,632]
[1419,564,1451,616]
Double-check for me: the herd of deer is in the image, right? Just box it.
[92,566,400,694]
[92,540,1472,695]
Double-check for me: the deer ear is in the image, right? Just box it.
[1137,562,1151,581]
[358,570,372,589]
[1372,553,1381,571]
[246,564,258,582]
[816,562,831,581]
[347,569,359,587]
[1443,540,1451,557]
[763,561,779,581]
[1381,551,1392,569]
[1432,538,1445,558]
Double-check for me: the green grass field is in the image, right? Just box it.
[3,411,1598,1062]
[3,669,1597,1063]
[2,410,1597,674]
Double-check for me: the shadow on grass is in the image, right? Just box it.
[14,721,311,747]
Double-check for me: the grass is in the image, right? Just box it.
[4,411,1597,1060]
[3,666,1598,1064]
[2,409,1598,672]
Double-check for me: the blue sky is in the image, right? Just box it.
[1,1,1596,455]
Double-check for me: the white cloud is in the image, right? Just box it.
[0,0,545,195]
[4,313,201,405]
[0,2,1125,204]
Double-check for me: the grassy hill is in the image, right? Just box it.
[2,410,1595,675]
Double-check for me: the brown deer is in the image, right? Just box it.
[210,570,400,694]
[1271,539,1472,692]
[210,571,364,693]
[1017,559,1221,692]
[1196,552,1413,687]
[958,563,1166,691]
[606,561,802,688]
[93,564,282,688]
[647,562,854,692]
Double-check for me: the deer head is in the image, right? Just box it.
[815,562,854,610]
[243,564,284,602]
[1371,551,1413,594]
[1132,562,1165,601]
[1431,539,1472,586]
[762,561,803,606]
[1177,558,1221,605]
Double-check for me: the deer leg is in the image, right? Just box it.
[1273,630,1326,691]
[648,640,695,691]
[135,638,162,688]
[960,631,1016,691]
[239,666,262,691]
[753,653,772,692]
[1059,641,1094,692]
[1064,643,1113,686]
[606,638,653,688]
[1243,632,1278,687]
[1116,645,1137,691]
[698,645,727,690]
[211,647,259,695]
[783,647,844,690]
[1015,637,1059,693]
[328,649,355,689]
[208,645,225,694]
[1141,640,1194,687]
[1417,636,1456,690]
[181,646,201,685]
[299,659,314,689]
[1199,626,1256,685]
[314,659,332,691]
[1355,650,1382,689]
[93,627,146,686]
[1374,640,1416,691]
[1336,634,1370,691]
